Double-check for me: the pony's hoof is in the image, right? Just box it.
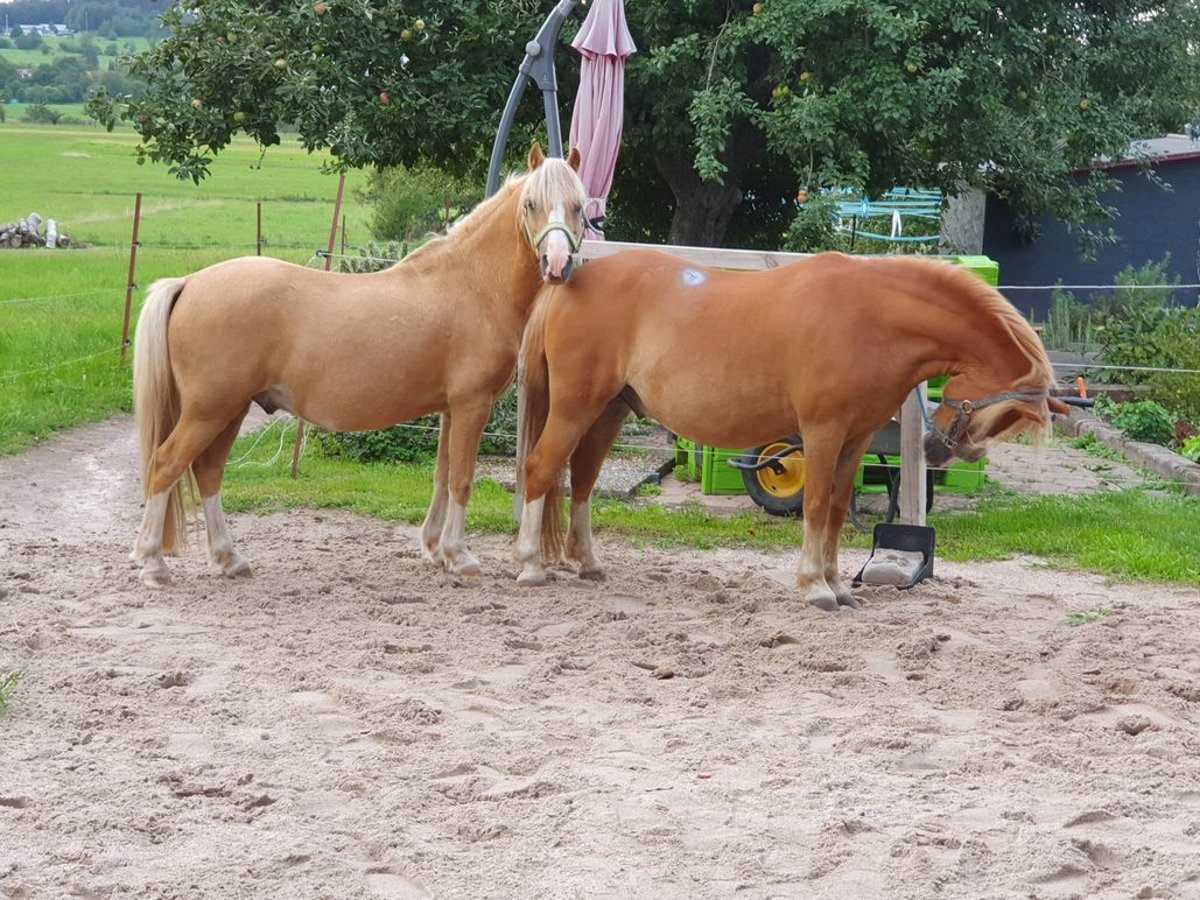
[805,593,840,613]
[140,567,172,589]
[517,567,548,586]
[836,593,862,610]
[221,556,252,578]
[578,567,606,582]
[448,553,481,577]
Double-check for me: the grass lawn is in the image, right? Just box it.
[0,123,371,253]
[0,125,372,455]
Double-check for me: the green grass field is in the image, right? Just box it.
[0,124,371,454]
[0,124,371,251]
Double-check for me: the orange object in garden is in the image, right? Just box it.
[1076,376,1088,399]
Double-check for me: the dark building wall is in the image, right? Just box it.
[983,158,1200,320]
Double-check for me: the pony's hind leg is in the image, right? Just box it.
[420,413,452,567]
[564,400,630,580]
[193,408,252,578]
[515,405,607,585]
[132,493,173,587]
[133,411,235,587]
[439,400,492,576]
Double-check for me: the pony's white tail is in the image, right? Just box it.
[517,292,565,562]
[133,277,193,553]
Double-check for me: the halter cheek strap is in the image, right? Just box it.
[931,389,1050,449]
[524,218,584,255]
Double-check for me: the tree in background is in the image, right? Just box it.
[89,0,1200,250]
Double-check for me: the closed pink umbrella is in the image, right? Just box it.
[569,0,636,240]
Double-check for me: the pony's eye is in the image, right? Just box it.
[524,199,536,212]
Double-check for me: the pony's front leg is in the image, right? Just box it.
[420,413,452,567]
[822,442,872,609]
[439,403,490,576]
[514,495,548,585]
[131,491,173,588]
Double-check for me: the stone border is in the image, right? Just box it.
[1054,408,1200,496]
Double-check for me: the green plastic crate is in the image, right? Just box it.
[701,445,751,495]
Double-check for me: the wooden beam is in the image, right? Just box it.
[579,239,811,270]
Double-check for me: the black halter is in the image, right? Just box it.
[930,389,1049,449]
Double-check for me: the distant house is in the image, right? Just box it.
[15,68,34,81]
[979,133,1200,318]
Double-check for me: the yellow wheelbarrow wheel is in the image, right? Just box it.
[741,441,806,517]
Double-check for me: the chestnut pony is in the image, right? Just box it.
[131,143,587,587]
[515,250,1067,610]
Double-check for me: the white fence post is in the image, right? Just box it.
[898,384,928,526]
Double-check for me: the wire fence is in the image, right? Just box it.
[0,346,122,383]
[0,288,113,307]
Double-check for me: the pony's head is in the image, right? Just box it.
[924,294,1069,468]
[520,142,587,284]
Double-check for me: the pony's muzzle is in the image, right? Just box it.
[923,432,954,468]
[541,254,576,284]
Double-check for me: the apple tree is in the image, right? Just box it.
[90,0,1200,249]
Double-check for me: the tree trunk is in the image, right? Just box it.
[666,177,743,247]
[655,122,759,247]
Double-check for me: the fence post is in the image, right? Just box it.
[292,173,346,479]
[119,192,142,364]
[898,384,927,525]
[256,202,263,256]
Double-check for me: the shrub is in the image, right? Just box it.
[1041,288,1097,352]
[1103,399,1176,445]
[23,103,62,125]
[313,419,440,464]
[332,240,407,274]
[1181,436,1200,463]
[359,164,483,243]
[313,388,521,463]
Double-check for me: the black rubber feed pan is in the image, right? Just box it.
[852,523,935,590]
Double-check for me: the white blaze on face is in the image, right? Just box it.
[541,202,572,280]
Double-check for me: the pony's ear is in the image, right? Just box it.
[566,147,582,172]
[1048,397,1071,415]
[528,142,546,170]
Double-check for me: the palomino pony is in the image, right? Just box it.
[514,250,1068,610]
[130,143,587,587]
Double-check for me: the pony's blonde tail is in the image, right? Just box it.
[517,292,565,562]
[133,277,193,553]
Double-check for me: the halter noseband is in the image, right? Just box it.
[930,389,1049,449]
[524,218,584,255]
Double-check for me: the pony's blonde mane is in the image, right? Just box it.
[887,256,1054,388]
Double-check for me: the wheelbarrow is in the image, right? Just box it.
[729,417,933,531]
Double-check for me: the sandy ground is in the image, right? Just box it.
[2,419,1200,899]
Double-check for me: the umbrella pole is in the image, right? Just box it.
[486,0,578,197]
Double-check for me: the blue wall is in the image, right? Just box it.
[983,158,1200,320]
